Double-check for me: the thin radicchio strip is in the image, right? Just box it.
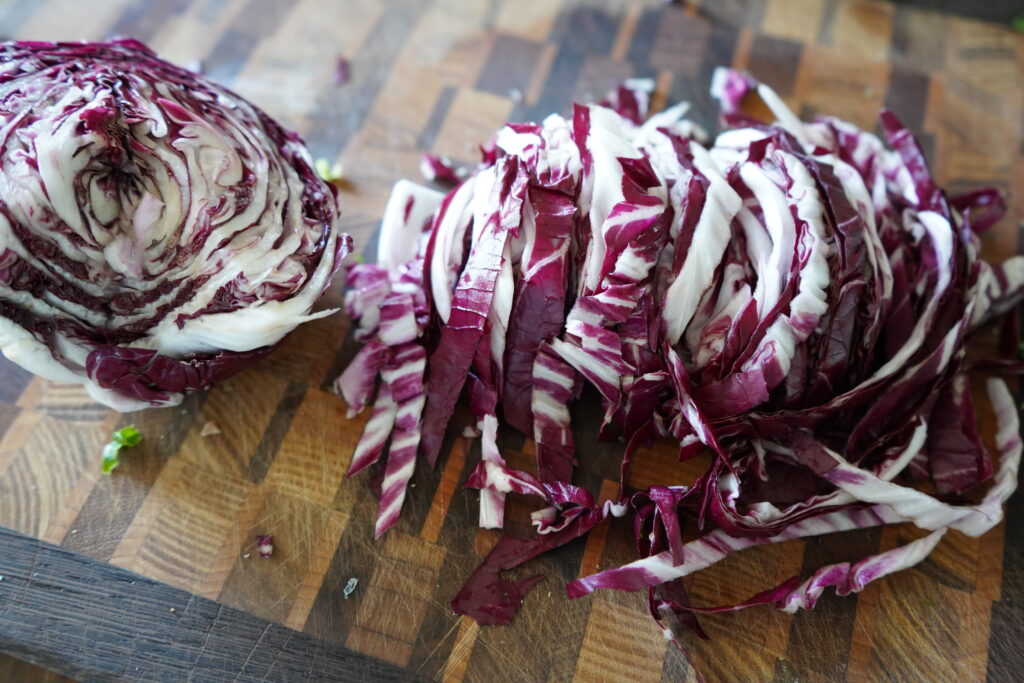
[419,157,529,467]
[681,528,945,615]
[566,505,906,597]
[453,461,617,625]
[420,154,466,185]
[531,343,578,484]
[347,383,397,477]
[503,185,575,434]
[333,340,390,417]
[467,375,507,529]
[375,343,427,537]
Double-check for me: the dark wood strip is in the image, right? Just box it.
[697,0,766,29]
[417,84,458,152]
[625,7,663,77]
[303,491,381,645]
[302,0,430,159]
[203,0,294,85]
[988,234,1024,683]
[884,66,931,137]
[890,6,947,72]
[524,5,619,121]
[891,0,1023,25]
[0,358,32,405]
[105,0,192,43]
[0,403,19,445]
[245,380,308,484]
[668,15,739,133]
[406,467,477,678]
[747,33,803,98]
[475,34,543,99]
[816,0,842,45]
[0,525,412,682]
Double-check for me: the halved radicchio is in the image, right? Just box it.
[0,39,350,410]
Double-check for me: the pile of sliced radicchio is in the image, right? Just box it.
[0,40,349,410]
[334,70,1024,644]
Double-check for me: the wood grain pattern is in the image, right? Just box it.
[0,527,409,682]
[0,0,1021,680]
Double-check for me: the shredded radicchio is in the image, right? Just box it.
[336,69,1024,647]
[256,534,274,559]
[0,39,350,410]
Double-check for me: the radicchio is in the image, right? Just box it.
[0,40,350,410]
[336,71,1024,652]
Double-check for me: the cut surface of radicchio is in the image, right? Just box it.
[335,73,1024,650]
[0,39,350,410]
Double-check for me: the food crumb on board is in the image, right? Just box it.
[343,577,358,599]
[200,421,222,437]
[169,608,176,614]
[333,56,350,85]
[257,535,274,558]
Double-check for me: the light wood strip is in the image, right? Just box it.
[832,0,894,63]
[214,488,349,624]
[439,616,480,683]
[263,388,355,508]
[431,88,515,162]
[640,70,670,119]
[761,0,827,44]
[14,377,46,411]
[627,440,714,492]
[285,509,351,630]
[687,538,805,680]
[231,0,383,133]
[177,369,289,479]
[110,458,253,594]
[494,0,561,43]
[793,43,890,129]
[731,27,755,70]
[573,597,667,683]
[194,483,273,600]
[0,412,107,538]
[14,0,133,41]
[146,0,251,66]
[39,413,121,544]
[522,42,558,108]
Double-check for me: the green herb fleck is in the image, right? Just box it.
[1012,15,1024,33]
[315,158,344,182]
[101,425,142,474]
[352,253,365,264]
[113,425,141,447]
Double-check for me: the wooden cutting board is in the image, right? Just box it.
[0,0,1022,680]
